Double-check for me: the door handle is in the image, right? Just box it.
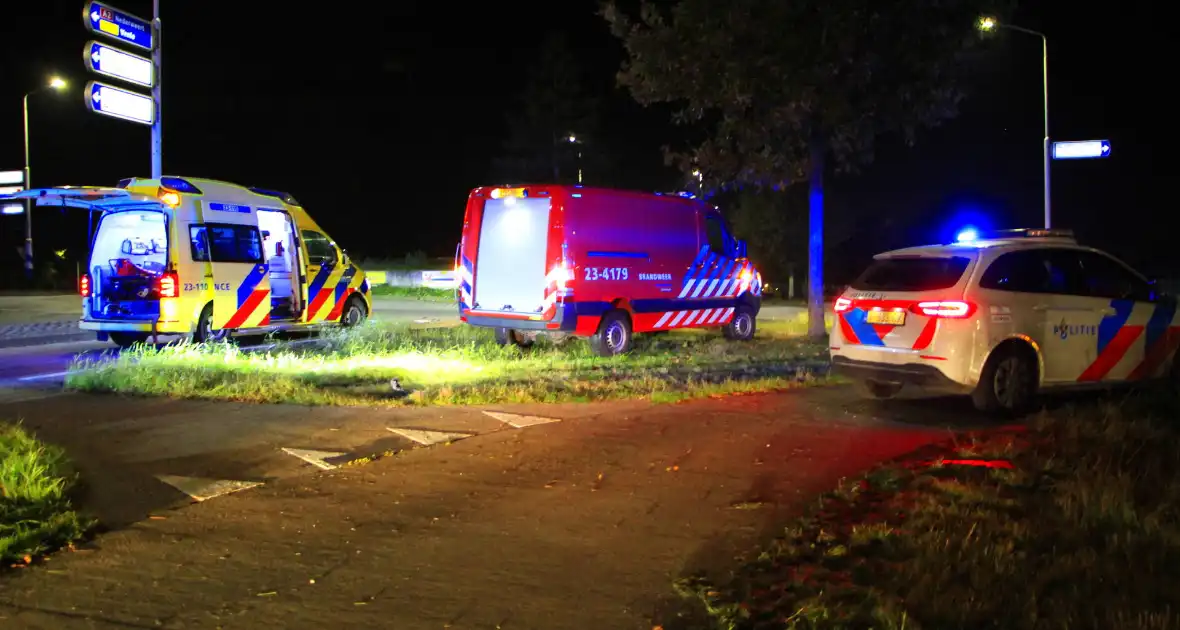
[1097,307,1117,316]
[204,274,214,279]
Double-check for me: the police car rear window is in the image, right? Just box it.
[851,256,971,292]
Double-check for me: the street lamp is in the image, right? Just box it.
[979,16,1051,229]
[22,75,68,279]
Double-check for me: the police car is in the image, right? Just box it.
[4,177,371,347]
[830,228,1178,413]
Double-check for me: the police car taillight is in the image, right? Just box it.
[834,297,853,313]
[79,273,91,298]
[157,272,179,298]
[914,300,974,318]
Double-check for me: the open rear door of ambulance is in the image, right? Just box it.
[471,190,553,317]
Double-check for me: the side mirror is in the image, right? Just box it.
[340,249,350,267]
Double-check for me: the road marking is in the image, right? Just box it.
[157,475,263,502]
[387,427,473,446]
[16,370,72,381]
[482,410,561,429]
[281,447,347,470]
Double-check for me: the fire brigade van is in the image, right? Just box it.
[5,177,371,347]
[455,185,763,356]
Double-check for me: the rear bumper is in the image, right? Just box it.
[462,302,573,332]
[830,355,970,392]
[80,319,191,334]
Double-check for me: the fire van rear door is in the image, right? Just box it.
[473,196,551,314]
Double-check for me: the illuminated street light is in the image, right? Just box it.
[568,134,577,143]
[978,16,1051,229]
[22,75,70,279]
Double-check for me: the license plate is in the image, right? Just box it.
[865,310,906,325]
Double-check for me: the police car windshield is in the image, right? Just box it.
[851,256,971,292]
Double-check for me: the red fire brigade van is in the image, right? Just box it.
[456,185,763,356]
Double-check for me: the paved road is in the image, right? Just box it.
[0,387,988,629]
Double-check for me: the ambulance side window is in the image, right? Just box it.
[302,230,338,266]
[190,224,264,264]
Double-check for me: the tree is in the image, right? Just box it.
[604,0,1013,337]
[493,33,603,185]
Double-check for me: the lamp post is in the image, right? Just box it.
[567,134,583,184]
[22,76,68,280]
[979,17,1051,229]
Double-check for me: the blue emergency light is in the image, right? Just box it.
[955,228,979,243]
[160,177,202,194]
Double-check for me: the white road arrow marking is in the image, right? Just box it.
[281,447,347,470]
[156,475,262,502]
[482,410,561,428]
[387,427,473,446]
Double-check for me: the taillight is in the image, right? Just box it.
[914,300,974,318]
[834,297,853,312]
[79,273,91,298]
[157,272,179,298]
[548,264,573,291]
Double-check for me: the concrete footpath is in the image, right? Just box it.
[0,389,949,630]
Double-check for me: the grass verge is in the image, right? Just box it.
[66,320,831,406]
[675,394,1180,629]
[368,285,456,301]
[1,423,93,565]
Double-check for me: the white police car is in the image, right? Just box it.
[830,228,1178,413]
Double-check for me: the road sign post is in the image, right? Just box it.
[1051,140,1111,160]
[81,0,161,176]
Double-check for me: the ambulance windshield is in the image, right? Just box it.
[89,209,168,284]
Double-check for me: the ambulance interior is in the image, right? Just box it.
[258,209,301,321]
[87,209,168,319]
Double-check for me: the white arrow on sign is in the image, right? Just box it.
[91,90,100,103]
[92,50,100,63]
[281,447,347,470]
[91,10,100,21]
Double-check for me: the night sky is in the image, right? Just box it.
[0,0,1159,286]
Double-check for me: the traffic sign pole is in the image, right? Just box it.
[150,0,161,179]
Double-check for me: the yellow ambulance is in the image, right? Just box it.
[8,177,371,347]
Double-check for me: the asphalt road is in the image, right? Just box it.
[0,386,994,629]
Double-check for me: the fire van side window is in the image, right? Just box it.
[705,214,727,254]
[302,230,337,266]
[190,224,263,264]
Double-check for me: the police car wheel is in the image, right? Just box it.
[723,306,757,341]
[972,345,1036,414]
[494,327,534,348]
[109,332,150,348]
[341,297,367,327]
[590,311,633,357]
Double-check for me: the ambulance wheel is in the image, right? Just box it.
[493,327,534,349]
[341,296,367,327]
[590,311,633,357]
[972,344,1037,414]
[109,332,150,348]
[723,305,757,341]
[193,304,228,343]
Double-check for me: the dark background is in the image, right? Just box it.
[0,1,1159,288]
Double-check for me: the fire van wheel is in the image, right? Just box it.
[589,311,633,357]
[109,332,150,348]
[341,296,367,327]
[723,306,757,341]
[493,327,534,349]
[972,344,1037,414]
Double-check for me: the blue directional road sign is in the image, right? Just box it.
[84,41,153,88]
[1052,140,1111,160]
[83,1,153,51]
[85,81,155,125]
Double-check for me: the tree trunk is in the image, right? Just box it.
[807,139,826,339]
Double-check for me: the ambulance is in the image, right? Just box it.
[5,177,371,347]
[456,185,763,356]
